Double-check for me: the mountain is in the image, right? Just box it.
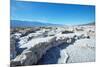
[11,20,62,28]
[85,22,95,25]
[77,22,95,26]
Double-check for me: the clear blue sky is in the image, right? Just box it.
[11,0,95,25]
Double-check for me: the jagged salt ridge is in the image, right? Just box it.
[11,32,89,66]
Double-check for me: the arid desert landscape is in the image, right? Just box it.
[10,23,95,66]
[10,1,95,66]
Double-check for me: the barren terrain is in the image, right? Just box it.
[10,24,95,66]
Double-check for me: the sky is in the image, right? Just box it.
[11,0,95,25]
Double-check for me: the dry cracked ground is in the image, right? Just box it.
[10,25,95,66]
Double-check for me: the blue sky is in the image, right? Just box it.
[11,0,95,25]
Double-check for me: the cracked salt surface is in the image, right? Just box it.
[37,38,95,64]
[66,39,95,63]
[10,25,95,66]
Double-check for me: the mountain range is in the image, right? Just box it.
[11,20,95,28]
[11,20,62,28]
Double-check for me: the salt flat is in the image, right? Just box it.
[10,25,95,66]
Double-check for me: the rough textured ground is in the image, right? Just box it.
[37,39,95,64]
[10,25,95,66]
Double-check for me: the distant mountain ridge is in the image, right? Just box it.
[78,22,95,26]
[11,20,62,28]
[11,20,95,28]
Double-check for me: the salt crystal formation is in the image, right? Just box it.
[10,25,95,66]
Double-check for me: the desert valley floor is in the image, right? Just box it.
[10,24,95,66]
